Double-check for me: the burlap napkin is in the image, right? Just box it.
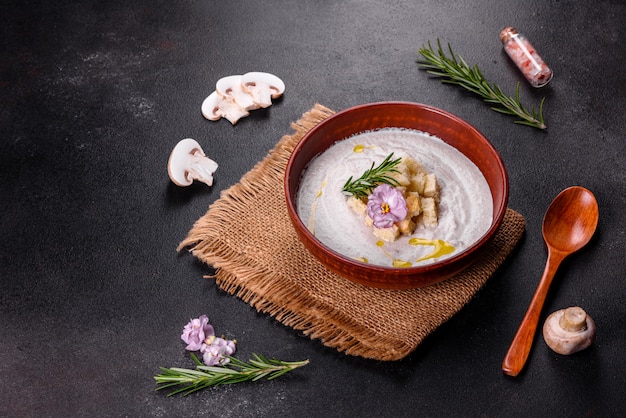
[179,104,526,361]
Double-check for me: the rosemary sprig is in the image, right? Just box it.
[155,353,309,396]
[342,153,402,199]
[417,39,547,129]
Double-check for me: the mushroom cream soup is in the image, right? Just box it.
[296,128,493,267]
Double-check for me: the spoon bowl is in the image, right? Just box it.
[542,187,599,253]
[502,186,599,376]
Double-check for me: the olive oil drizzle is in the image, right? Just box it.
[353,144,375,153]
[409,238,456,261]
[307,179,327,233]
[363,237,455,267]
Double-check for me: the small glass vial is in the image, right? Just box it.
[500,26,553,88]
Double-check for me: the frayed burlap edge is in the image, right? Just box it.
[178,104,526,361]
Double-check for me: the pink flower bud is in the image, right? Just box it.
[366,184,407,228]
[181,315,215,351]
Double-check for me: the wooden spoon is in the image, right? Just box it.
[502,186,599,376]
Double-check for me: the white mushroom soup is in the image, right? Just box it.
[296,128,493,268]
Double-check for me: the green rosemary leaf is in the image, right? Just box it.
[190,352,203,367]
[249,359,270,369]
[417,39,547,130]
[252,353,268,363]
[342,153,402,199]
[155,355,310,396]
[198,366,241,374]
[252,371,271,381]
[267,368,292,380]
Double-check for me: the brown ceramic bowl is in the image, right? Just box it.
[284,102,508,289]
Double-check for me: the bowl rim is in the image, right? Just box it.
[284,101,509,283]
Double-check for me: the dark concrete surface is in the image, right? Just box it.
[1,1,624,416]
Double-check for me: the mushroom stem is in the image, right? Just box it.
[216,75,258,111]
[186,150,218,186]
[243,82,273,108]
[559,306,587,332]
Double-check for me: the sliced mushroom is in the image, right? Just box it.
[542,306,596,355]
[240,72,285,108]
[215,75,258,111]
[168,138,218,187]
[201,91,249,125]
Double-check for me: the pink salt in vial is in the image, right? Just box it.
[500,26,553,88]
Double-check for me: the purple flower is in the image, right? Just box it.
[366,184,407,228]
[200,336,237,366]
[181,315,215,351]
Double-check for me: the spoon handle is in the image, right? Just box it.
[501,249,566,376]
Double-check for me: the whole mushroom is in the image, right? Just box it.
[542,306,596,355]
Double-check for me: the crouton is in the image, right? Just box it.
[347,195,367,215]
[373,224,400,242]
[408,171,426,194]
[397,218,417,235]
[405,192,422,217]
[421,197,438,227]
[423,173,439,201]
[403,156,426,176]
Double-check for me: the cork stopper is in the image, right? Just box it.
[499,26,518,43]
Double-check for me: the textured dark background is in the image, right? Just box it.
[1,1,624,416]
